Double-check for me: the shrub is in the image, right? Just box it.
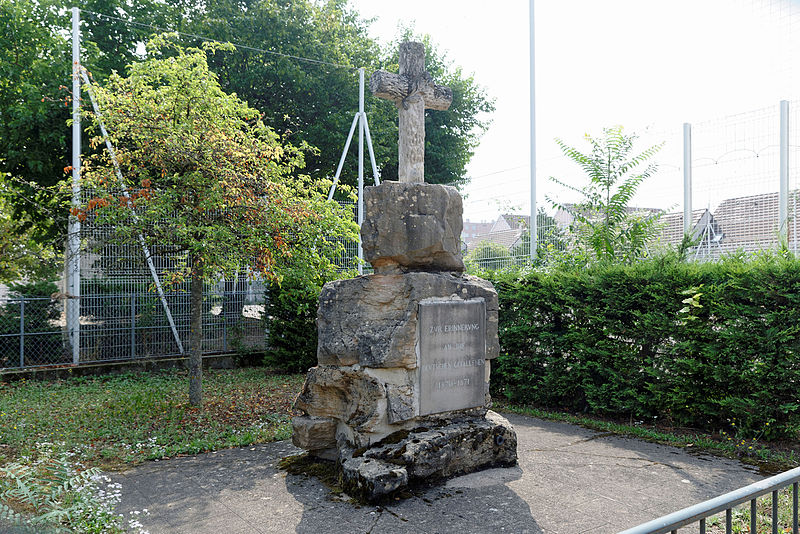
[0,443,148,533]
[465,241,513,271]
[489,254,800,440]
[264,275,322,373]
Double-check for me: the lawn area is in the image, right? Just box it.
[0,368,305,470]
[3,366,798,476]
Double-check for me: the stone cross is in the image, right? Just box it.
[370,42,453,183]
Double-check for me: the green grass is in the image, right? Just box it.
[3,366,798,479]
[496,402,800,473]
[0,368,304,470]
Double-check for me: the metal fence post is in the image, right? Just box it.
[683,123,692,235]
[357,67,365,276]
[19,299,24,368]
[529,0,537,262]
[68,6,81,365]
[780,100,789,243]
[130,294,136,359]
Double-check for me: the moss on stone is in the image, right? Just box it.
[277,453,344,495]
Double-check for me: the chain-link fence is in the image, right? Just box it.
[0,297,65,369]
[0,285,268,371]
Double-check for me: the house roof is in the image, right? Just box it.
[654,191,800,258]
[656,209,707,246]
[712,192,784,252]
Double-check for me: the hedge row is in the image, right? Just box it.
[488,255,800,440]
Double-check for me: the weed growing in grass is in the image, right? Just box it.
[704,486,796,533]
[0,443,149,533]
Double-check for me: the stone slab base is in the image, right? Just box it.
[339,411,517,503]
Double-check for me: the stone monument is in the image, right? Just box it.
[291,42,517,503]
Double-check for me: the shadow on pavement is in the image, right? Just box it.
[284,463,543,534]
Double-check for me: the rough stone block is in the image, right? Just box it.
[361,182,464,273]
[366,411,517,480]
[386,384,414,423]
[339,411,517,503]
[317,272,500,368]
[291,415,337,452]
[294,367,385,432]
[340,457,409,503]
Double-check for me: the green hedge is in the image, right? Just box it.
[489,255,800,440]
[264,275,326,374]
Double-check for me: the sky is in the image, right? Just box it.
[349,0,800,222]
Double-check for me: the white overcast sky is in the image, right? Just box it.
[349,0,800,221]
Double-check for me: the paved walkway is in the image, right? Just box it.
[115,413,764,534]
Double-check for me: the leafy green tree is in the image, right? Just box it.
[80,36,357,405]
[0,0,71,248]
[549,126,663,263]
[185,2,493,191]
[2,0,493,257]
[0,175,59,283]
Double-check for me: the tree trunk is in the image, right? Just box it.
[188,258,204,406]
[222,271,247,349]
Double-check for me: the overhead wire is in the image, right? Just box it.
[80,9,359,71]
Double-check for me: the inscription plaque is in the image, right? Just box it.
[418,298,486,416]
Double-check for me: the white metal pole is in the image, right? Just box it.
[779,100,789,243]
[529,0,537,262]
[363,115,380,185]
[683,123,692,236]
[69,7,81,364]
[327,113,359,201]
[357,68,365,275]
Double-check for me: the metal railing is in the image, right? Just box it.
[620,466,800,534]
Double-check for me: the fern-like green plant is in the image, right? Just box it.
[549,126,664,263]
[0,444,148,533]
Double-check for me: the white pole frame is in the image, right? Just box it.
[68,7,81,364]
[80,70,184,354]
[779,100,789,244]
[357,68,365,274]
[327,68,380,274]
[529,0,537,262]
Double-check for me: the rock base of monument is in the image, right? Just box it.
[290,179,518,503]
[339,410,517,503]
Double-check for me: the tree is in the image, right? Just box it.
[79,36,357,405]
[549,126,663,263]
[2,0,493,254]
[0,0,72,249]
[0,173,59,283]
[176,1,493,189]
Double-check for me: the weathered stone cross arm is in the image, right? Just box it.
[369,42,453,182]
[369,70,453,111]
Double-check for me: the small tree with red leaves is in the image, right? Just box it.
[79,35,356,406]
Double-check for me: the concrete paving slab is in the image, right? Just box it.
[116,413,765,534]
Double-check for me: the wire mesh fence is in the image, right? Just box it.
[0,297,65,369]
[0,287,268,372]
[462,100,800,267]
[11,188,274,372]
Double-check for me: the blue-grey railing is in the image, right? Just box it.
[619,466,800,534]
